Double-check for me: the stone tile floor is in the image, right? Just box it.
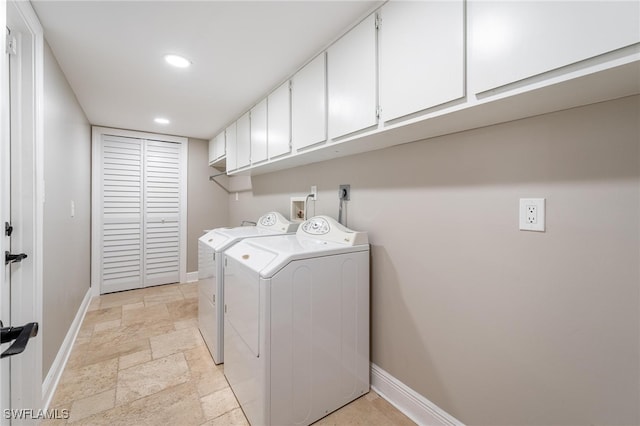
[45,282,415,425]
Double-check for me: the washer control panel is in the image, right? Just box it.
[256,212,299,233]
[298,216,368,246]
[301,217,330,235]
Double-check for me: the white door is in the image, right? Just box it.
[1,24,13,425]
[143,140,181,286]
[1,6,43,420]
[100,135,144,293]
[94,128,187,294]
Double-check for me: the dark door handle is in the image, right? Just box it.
[1,322,38,358]
[5,251,27,265]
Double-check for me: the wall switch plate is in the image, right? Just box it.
[519,198,545,231]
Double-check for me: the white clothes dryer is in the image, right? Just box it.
[198,212,298,364]
[223,216,370,426]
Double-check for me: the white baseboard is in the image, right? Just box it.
[371,363,464,426]
[186,271,198,283]
[42,288,93,410]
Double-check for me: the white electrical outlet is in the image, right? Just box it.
[310,185,317,200]
[519,198,545,232]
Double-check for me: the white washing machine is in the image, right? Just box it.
[198,212,298,364]
[223,215,370,426]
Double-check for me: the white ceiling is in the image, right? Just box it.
[31,1,382,140]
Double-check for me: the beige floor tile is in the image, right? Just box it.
[200,387,239,420]
[40,406,71,425]
[90,318,175,348]
[179,282,199,299]
[53,358,118,406]
[174,318,199,330]
[47,284,415,426]
[118,348,152,370]
[80,382,205,426]
[86,297,101,312]
[166,298,198,321]
[82,306,122,328]
[115,352,190,405]
[98,289,145,309]
[93,319,121,332]
[149,326,203,359]
[68,388,116,423]
[121,303,171,326]
[80,337,150,368]
[143,285,184,306]
[122,301,145,311]
[185,346,228,397]
[200,407,248,426]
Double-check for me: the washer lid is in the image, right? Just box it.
[225,216,369,279]
[198,212,299,251]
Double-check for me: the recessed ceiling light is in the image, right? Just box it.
[154,117,170,125]
[164,54,191,68]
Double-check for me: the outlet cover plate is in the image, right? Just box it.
[519,198,545,232]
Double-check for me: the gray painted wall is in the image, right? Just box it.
[228,96,640,425]
[42,43,91,379]
[186,138,229,272]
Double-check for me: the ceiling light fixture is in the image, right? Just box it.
[154,117,170,125]
[164,54,191,68]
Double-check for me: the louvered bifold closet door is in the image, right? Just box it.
[143,140,181,286]
[101,135,144,293]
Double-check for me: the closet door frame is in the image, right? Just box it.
[91,126,188,295]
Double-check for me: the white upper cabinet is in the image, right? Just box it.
[268,81,291,159]
[225,121,237,172]
[469,1,640,93]
[215,132,225,160]
[328,13,377,140]
[208,131,225,165]
[251,99,268,165]
[292,53,327,151]
[208,137,216,165]
[379,1,464,122]
[236,112,251,169]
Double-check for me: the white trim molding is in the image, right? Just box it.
[186,271,198,283]
[42,288,93,410]
[371,363,464,426]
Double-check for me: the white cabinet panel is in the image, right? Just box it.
[328,13,377,140]
[379,1,464,122]
[292,53,327,151]
[251,99,268,164]
[208,132,225,165]
[226,122,237,172]
[237,112,251,169]
[208,137,216,164]
[268,81,291,159]
[214,132,225,160]
[469,1,640,93]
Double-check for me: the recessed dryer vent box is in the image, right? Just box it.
[290,197,306,222]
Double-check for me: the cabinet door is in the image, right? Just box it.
[208,137,216,165]
[328,13,377,140]
[469,1,640,93]
[225,122,237,172]
[251,99,268,164]
[214,132,226,160]
[236,112,251,169]
[292,53,327,151]
[379,1,464,122]
[268,81,291,159]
